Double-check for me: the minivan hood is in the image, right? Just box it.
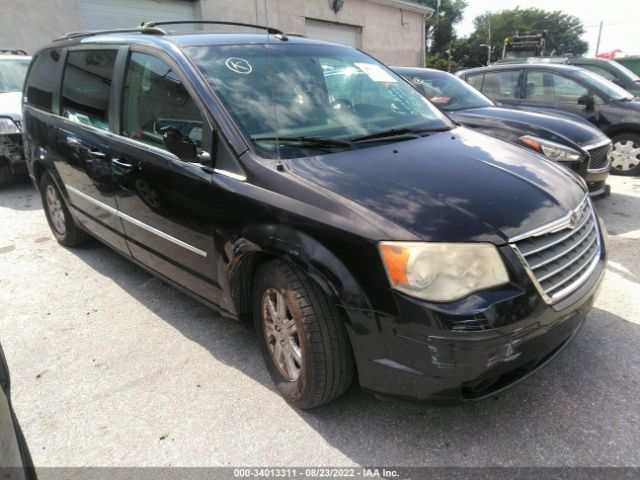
[449,106,604,148]
[0,92,22,122]
[287,127,586,244]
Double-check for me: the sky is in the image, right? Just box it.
[456,0,640,57]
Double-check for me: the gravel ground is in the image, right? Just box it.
[0,175,639,468]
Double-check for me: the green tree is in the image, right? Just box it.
[425,52,459,72]
[414,0,468,55]
[465,7,588,66]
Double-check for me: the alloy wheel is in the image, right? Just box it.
[261,288,302,381]
[45,184,66,235]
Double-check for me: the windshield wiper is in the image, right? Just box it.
[349,126,450,143]
[251,135,354,148]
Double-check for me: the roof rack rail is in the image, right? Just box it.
[0,49,28,55]
[140,20,284,36]
[53,26,166,42]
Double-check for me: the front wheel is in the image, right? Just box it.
[252,260,354,409]
[610,133,640,176]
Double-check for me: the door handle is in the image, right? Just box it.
[111,158,135,169]
[89,149,107,159]
[66,136,82,146]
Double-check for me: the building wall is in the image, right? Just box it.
[198,0,427,66]
[0,0,83,54]
[0,0,427,66]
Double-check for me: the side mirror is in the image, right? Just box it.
[578,94,595,109]
[160,126,198,162]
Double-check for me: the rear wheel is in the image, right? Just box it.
[39,173,89,247]
[252,259,354,409]
[610,133,640,176]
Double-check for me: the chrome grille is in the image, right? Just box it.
[512,199,601,303]
[587,143,611,170]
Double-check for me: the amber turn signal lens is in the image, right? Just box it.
[520,136,541,152]
[379,243,409,285]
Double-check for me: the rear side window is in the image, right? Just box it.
[24,49,61,112]
[61,49,118,131]
[466,74,483,91]
[121,52,203,149]
[480,71,520,99]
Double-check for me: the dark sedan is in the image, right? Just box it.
[457,63,640,176]
[394,66,612,196]
[0,343,36,479]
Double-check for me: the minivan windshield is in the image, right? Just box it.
[186,43,452,158]
[0,58,31,93]
[400,69,494,111]
[574,69,634,100]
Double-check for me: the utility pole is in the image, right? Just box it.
[595,21,603,57]
[446,44,453,72]
[480,44,492,65]
[487,14,491,64]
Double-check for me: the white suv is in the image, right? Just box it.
[0,50,31,183]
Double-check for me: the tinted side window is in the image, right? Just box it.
[467,74,484,91]
[580,64,616,81]
[480,71,520,99]
[24,49,61,112]
[122,52,203,149]
[525,71,588,103]
[61,49,117,130]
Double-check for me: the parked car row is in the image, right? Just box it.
[393,66,612,196]
[15,21,609,411]
[457,62,640,176]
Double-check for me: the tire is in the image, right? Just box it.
[39,172,89,247]
[610,133,640,176]
[252,259,354,409]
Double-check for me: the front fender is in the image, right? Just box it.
[227,224,374,322]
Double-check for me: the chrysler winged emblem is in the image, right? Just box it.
[569,211,579,229]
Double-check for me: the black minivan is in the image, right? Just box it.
[23,23,606,408]
[457,63,640,176]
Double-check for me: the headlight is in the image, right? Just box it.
[520,135,582,162]
[379,242,510,302]
[0,118,20,135]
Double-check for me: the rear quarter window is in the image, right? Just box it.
[24,49,62,112]
[466,74,484,91]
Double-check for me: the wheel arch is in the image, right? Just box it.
[604,124,640,139]
[227,225,373,324]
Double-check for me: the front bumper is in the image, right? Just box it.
[0,133,26,174]
[344,247,606,404]
[584,168,610,197]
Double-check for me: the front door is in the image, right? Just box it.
[520,70,602,126]
[107,50,224,304]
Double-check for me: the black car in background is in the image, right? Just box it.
[23,23,606,407]
[0,343,36,479]
[495,57,640,97]
[394,66,611,196]
[457,63,640,176]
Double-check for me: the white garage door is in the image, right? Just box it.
[305,19,361,48]
[79,0,196,31]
